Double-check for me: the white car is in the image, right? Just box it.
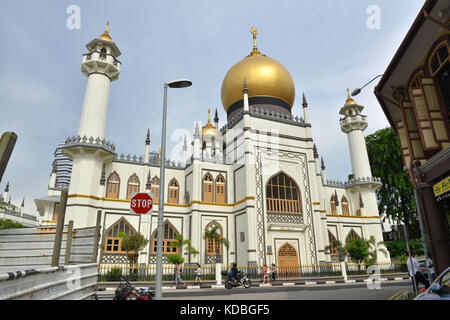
[414,267,450,300]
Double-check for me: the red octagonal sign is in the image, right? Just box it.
[130,192,153,215]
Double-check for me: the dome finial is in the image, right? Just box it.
[345,88,357,105]
[207,108,211,124]
[247,26,265,57]
[99,21,113,42]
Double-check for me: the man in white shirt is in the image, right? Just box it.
[407,252,430,290]
[426,257,437,282]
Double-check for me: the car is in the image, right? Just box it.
[414,267,450,300]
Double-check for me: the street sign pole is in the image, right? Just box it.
[155,83,168,300]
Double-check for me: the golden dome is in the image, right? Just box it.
[345,88,357,106]
[221,27,295,112]
[202,109,220,136]
[98,22,113,42]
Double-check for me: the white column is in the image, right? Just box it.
[77,74,111,140]
[347,130,372,179]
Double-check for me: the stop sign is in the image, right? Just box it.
[130,192,153,214]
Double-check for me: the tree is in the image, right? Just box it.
[344,238,370,271]
[168,234,199,259]
[0,219,25,229]
[324,239,345,261]
[116,232,149,274]
[204,225,230,262]
[365,127,420,238]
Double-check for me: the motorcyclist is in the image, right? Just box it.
[230,262,239,285]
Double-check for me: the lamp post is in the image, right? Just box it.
[155,79,192,300]
[351,74,383,97]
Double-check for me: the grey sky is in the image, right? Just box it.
[0,0,425,213]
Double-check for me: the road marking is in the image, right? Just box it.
[387,290,405,300]
[283,282,295,286]
[345,280,356,283]
[305,282,317,285]
[325,281,336,284]
[394,277,403,281]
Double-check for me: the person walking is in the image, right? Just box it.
[262,264,270,284]
[271,263,277,282]
[407,252,429,291]
[195,263,202,285]
[174,262,185,286]
[426,257,437,283]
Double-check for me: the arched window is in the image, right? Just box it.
[341,196,349,216]
[428,41,449,76]
[203,173,213,202]
[150,176,160,202]
[104,217,136,253]
[330,194,337,215]
[151,221,179,254]
[205,222,222,256]
[168,178,179,204]
[215,174,226,203]
[266,173,301,214]
[345,229,360,244]
[100,47,107,60]
[328,231,338,257]
[127,174,140,199]
[106,171,120,199]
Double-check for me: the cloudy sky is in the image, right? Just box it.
[0,0,425,214]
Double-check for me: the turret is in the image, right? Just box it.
[144,129,151,163]
[3,182,9,204]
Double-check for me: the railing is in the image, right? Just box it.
[98,262,407,282]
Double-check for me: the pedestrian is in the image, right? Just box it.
[175,262,185,286]
[426,257,437,283]
[262,264,270,284]
[271,263,277,282]
[407,252,429,291]
[195,263,202,285]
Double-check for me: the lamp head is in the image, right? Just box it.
[351,88,361,96]
[167,79,192,88]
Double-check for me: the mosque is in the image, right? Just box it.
[34,24,390,269]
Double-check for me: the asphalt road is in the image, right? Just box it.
[97,280,412,300]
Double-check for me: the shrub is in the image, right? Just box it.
[104,267,122,281]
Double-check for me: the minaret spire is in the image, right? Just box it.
[214,109,219,128]
[146,128,151,145]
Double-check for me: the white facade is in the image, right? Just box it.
[35,27,390,268]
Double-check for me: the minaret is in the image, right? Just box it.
[3,182,9,204]
[243,78,249,112]
[302,93,310,123]
[62,23,120,228]
[146,169,151,192]
[144,129,151,163]
[214,109,219,128]
[20,198,24,213]
[193,121,201,161]
[321,157,327,185]
[182,134,188,166]
[77,22,121,140]
[339,89,372,179]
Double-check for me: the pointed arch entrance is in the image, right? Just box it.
[277,243,300,279]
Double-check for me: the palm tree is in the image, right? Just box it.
[168,234,199,258]
[366,236,388,265]
[204,225,230,263]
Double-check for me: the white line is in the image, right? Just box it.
[394,277,403,281]
[325,281,336,284]
[305,282,317,285]
[211,285,225,289]
[345,280,356,283]
[162,286,176,290]
[282,282,295,286]
[259,284,272,287]
[187,286,200,289]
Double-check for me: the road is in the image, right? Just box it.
[97,280,412,300]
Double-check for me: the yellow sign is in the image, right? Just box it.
[433,177,450,197]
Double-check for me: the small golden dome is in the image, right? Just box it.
[201,109,220,136]
[98,22,113,42]
[345,88,357,106]
[221,27,295,112]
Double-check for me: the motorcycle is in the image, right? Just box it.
[113,278,155,300]
[222,270,251,289]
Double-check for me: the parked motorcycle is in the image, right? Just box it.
[222,270,251,289]
[113,278,155,300]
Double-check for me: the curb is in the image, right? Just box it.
[100,276,410,291]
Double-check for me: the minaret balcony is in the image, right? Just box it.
[81,52,121,81]
[340,115,368,133]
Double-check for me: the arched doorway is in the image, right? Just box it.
[277,243,300,279]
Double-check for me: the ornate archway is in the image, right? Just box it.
[277,243,299,279]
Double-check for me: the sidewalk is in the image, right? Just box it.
[98,273,410,291]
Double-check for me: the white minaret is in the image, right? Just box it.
[2,182,9,203]
[49,162,57,189]
[78,22,121,140]
[339,89,372,179]
[144,129,151,163]
[182,134,188,166]
[63,23,120,228]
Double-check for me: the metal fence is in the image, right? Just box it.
[98,262,407,282]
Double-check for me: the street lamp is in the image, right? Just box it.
[155,79,192,300]
[351,74,383,96]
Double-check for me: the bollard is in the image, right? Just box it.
[341,261,347,281]
[216,263,222,285]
